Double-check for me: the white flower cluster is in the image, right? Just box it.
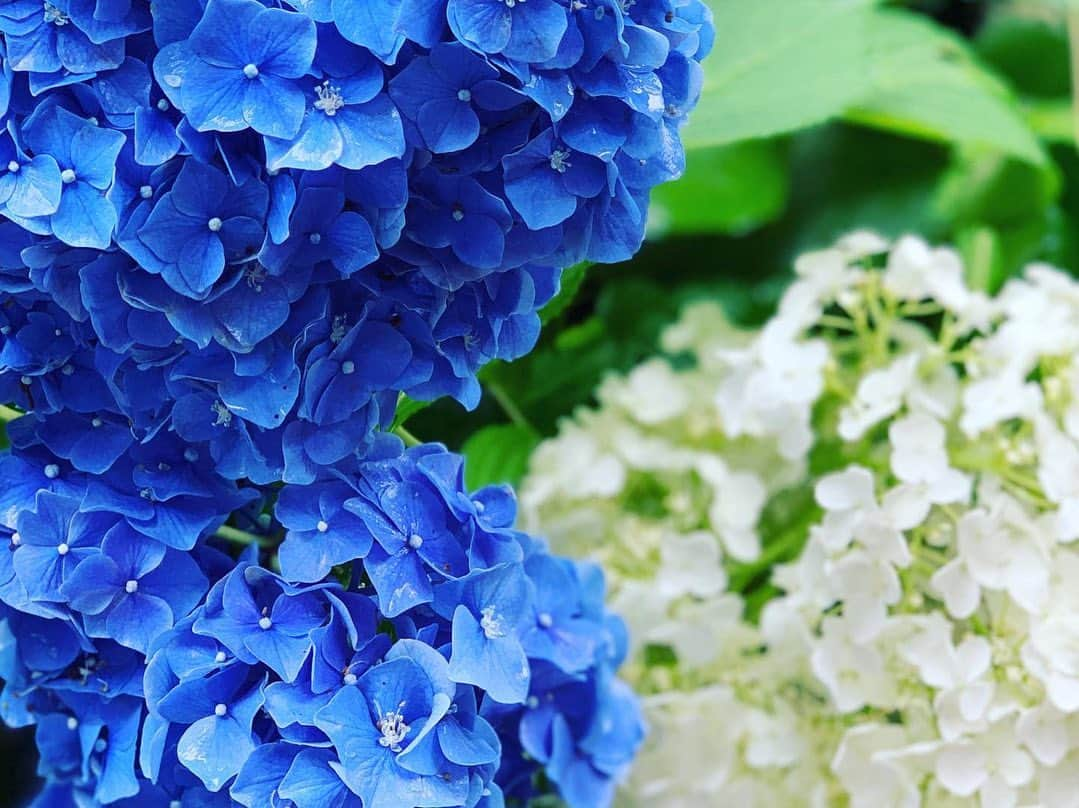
[521,233,1079,807]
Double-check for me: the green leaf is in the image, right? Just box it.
[462,423,541,490]
[932,149,1059,228]
[682,0,876,149]
[391,394,431,430]
[974,14,1070,99]
[684,2,1044,165]
[1022,98,1073,144]
[843,10,1047,165]
[649,140,789,236]
[781,124,951,248]
[539,261,589,325]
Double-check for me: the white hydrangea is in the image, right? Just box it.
[521,233,1079,807]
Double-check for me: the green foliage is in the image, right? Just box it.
[683,0,876,148]
[684,0,1044,164]
[843,9,1046,165]
[649,140,789,236]
[390,394,431,430]
[461,424,541,490]
[539,261,590,325]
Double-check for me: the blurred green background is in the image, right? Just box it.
[403,0,1079,495]
[5,0,1079,799]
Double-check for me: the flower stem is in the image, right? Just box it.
[393,425,422,447]
[487,380,532,430]
[215,524,273,547]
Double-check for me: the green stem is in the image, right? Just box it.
[816,315,855,332]
[487,380,532,430]
[728,505,819,594]
[215,524,273,547]
[393,425,422,447]
[0,405,23,423]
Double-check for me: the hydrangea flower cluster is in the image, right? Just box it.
[523,233,1079,806]
[0,0,715,798]
[0,0,713,482]
[1,439,642,806]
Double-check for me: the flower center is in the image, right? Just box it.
[244,264,266,291]
[376,701,411,752]
[317,520,329,533]
[207,216,223,232]
[139,185,153,199]
[44,464,60,479]
[43,3,69,25]
[243,63,260,79]
[457,89,472,102]
[214,703,227,717]
[549,149,571,174]
[408,533,424,549]
[211,400,232,427]
[258,616,273,630]
[6,161,18,173]
[480,605,505,638]
[57,542,69,556]
[538,612,553,628]
[330,315,348,344]
[341,360,356,375]
[60,169,76,184]
[124,579,139,594]
[451,204,465,222]
[314,81,345,116]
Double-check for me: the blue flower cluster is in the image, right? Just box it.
[0,0,712,479]
[0,0,712,801]
[0,442,643,806]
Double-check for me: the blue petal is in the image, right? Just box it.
[3,155,62,219]
[503,0,566,62]
[243,75,307,139]
[278,748,353,808]
[177,712,257,793]
[133,107,181,166]
[331,0,404,62]
[182,60,249,133]
[60,553,123,614]
[106,591,174,652]
[335,96,405,170]
[447,0,511,55]
[417,97,479,154]
[230,742,302,808]
[219,353,299,429]
[51,181,118,249]
[447,605,530,704]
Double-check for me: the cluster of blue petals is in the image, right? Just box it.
[0,441,643,806]
[0,0,712,476]
[0,0,711,802]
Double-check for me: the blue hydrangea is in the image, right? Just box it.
[0,435,643,805]
[0,0,713,799]
[0,0,712,472]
